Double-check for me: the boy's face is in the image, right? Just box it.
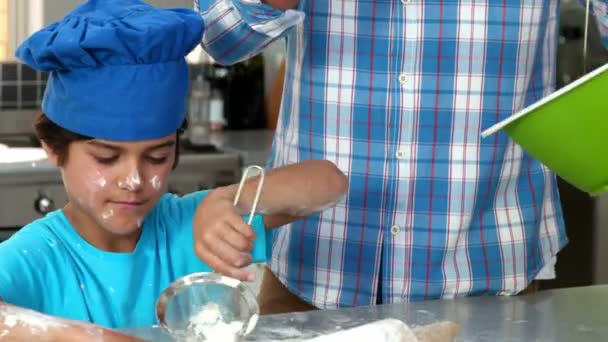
[45,134,176,236]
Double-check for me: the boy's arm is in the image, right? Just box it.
[214,159,348,227]
[192,160,348,281]
[0,301,143,342]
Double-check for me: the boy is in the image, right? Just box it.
[0,0,348,340]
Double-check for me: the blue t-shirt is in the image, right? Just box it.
[0,191,267,329]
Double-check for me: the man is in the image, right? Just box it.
[194,0,608,313]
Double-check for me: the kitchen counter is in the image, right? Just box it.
[0,130,275,174]
[120,284,608,341]
[0,130,274,229]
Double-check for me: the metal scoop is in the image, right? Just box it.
[156,165,265,341]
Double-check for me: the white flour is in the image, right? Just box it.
[186,303,244,342]
[1,304,104,340]
[304,319,418,342]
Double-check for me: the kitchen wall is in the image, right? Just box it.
[43,0,193,25]
[0,63,46,110]
[0,0,8,60]
[41,0,78,25]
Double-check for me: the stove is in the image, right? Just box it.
[0,132,242,241]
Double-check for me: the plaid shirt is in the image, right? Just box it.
[196,0,608,308]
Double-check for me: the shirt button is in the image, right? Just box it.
[398,73,408,84]
[401,0,411,4]
[391,225,400,235]
[395,148,407,159]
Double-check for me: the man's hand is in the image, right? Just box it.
[193,190,257,282]
[261,0,299,10]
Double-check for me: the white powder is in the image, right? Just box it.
[0,306,74,336]
[101,208,114,220]
[150,175,162,190]
[3,314,17,328]
[94,176,107,188]
[305,319,418,342]
[186,303,244,342]
[117,169,142,191]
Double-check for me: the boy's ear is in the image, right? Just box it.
[40,141,60,167]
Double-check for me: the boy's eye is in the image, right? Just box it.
[147,156,168,164]
[93,155,118,165]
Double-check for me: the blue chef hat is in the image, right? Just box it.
[15,0,204,141]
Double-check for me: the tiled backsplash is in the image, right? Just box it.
[0,62,47,110]
[0,62,206,112]
[0,61,265,131]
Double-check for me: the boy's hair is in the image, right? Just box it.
[33,112,185,168]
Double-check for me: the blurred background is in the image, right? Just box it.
[0,0,607,295]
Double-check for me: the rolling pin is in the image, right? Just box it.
[304,318,459,342]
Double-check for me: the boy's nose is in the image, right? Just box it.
[118,168,143,192]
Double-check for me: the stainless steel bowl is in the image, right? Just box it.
[156,272,259,341]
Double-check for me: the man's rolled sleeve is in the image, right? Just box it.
[195,0,304,64]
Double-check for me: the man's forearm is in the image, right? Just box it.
[196,0,303,65]
[261,0,299,10]
[578,0,608,47]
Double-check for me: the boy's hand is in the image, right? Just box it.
[193,192,258,282]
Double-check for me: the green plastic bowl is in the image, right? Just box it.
[482,63,608,196]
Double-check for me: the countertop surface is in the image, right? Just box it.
[120,284,608,341]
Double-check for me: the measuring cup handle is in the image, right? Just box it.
[246,215,269,264]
